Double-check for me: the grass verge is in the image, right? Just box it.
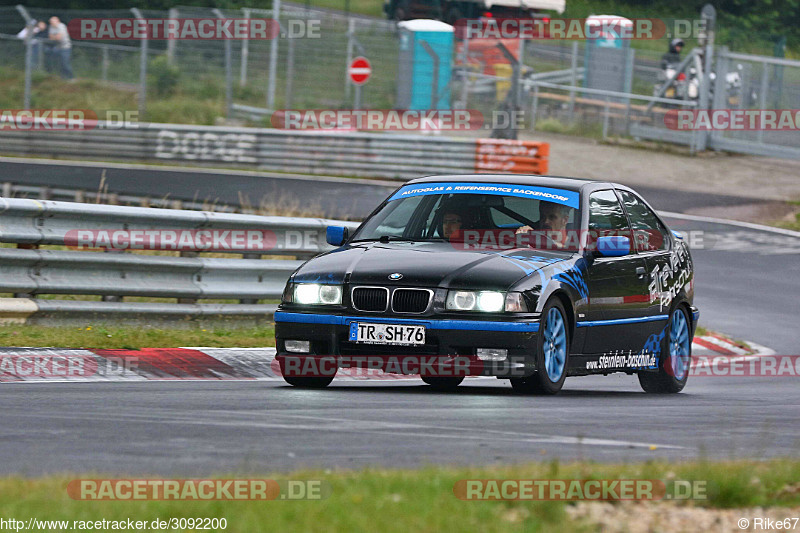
[1,459,799,532]
[0,325,275,349]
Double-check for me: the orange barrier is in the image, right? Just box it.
[474,139,549,174]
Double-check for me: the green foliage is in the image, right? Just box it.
[148,55,180,98]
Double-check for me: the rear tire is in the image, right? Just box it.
[421,376,464,390]
[510,298,570,395]
[638,306,691,394]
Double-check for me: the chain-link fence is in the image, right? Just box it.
[3,5,800,158]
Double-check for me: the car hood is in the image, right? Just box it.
[292,241,572,290]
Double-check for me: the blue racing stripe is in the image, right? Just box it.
[274,312,539,332]
[576,315,669,328]
[273,312,344,325]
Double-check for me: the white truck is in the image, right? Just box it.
[384,0,565,25]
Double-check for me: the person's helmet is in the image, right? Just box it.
[669,38,685,53]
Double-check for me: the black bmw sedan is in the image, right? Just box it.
[275,175,699,394]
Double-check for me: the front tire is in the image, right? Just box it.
[279,355,336,388]
[511,298,570,395]
[421,376,464,389]
[282,375,334,388]
[638,306,691,394]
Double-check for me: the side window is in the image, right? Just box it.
[588,190,632,251]
[619,191,670,252]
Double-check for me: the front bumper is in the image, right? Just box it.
[274,311,540,377]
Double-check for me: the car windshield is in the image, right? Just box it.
[351,182,581,251]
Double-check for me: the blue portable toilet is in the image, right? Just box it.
[396,20,454,110]
[584,15,634,96]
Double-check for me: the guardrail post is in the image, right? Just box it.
[266,0,281,110]
[757,61,769,144]
[178,251,199,304]
[285,34,296,109]
[213,9,233,118]
[101,46,109,82]
[492,42,521,140]
[419,41,440,109]
[167,8,177,65]
[240,8,251,86]
[240,253,262,304]
[568,41,578,122]
[345,18,355,100]
[16,5,34,109]
[131,8,148,119]
[694,4,715,152]
[458,31,470,108]
[710,46,729,152]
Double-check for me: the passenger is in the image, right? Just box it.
[515,201,571,248]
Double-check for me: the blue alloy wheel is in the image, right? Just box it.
[543,307,567,382]
[669,309,691,380]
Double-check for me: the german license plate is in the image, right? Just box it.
[349,322,426,345]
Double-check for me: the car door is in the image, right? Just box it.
[582,189,652,354]
[617,190,676,340]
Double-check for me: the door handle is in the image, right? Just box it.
[636,266,646,278]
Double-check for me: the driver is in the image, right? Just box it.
[442,211,463,240]
[515,201,571,248]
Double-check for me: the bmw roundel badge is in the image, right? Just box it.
[388,273,403,280]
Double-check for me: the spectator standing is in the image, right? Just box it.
[48,16,73,80]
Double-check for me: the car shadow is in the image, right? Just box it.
[278,382,661,398]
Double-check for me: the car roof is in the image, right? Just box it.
[406,174,616,192]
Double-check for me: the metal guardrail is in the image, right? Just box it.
[0,122,549,180]
[0,197,353,257]
[0,198,361,323]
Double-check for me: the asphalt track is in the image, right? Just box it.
[0,158,798,475]
[0,157,773,219]
[1,373,798,476]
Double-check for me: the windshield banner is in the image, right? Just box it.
[387,182,579,209]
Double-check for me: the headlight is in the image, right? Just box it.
[446,290,505,312]
[293,283,342,305]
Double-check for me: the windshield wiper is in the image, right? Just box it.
[351,236,445,243]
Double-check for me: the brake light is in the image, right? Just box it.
[482,11,493,17]
[677,73,687,81]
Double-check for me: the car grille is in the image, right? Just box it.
[352,287,388,312]
[392,289,431,313]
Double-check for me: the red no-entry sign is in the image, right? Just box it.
[348,57,372,85]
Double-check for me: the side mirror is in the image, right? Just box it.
[596,236,630,257]
[326,226,349,247]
